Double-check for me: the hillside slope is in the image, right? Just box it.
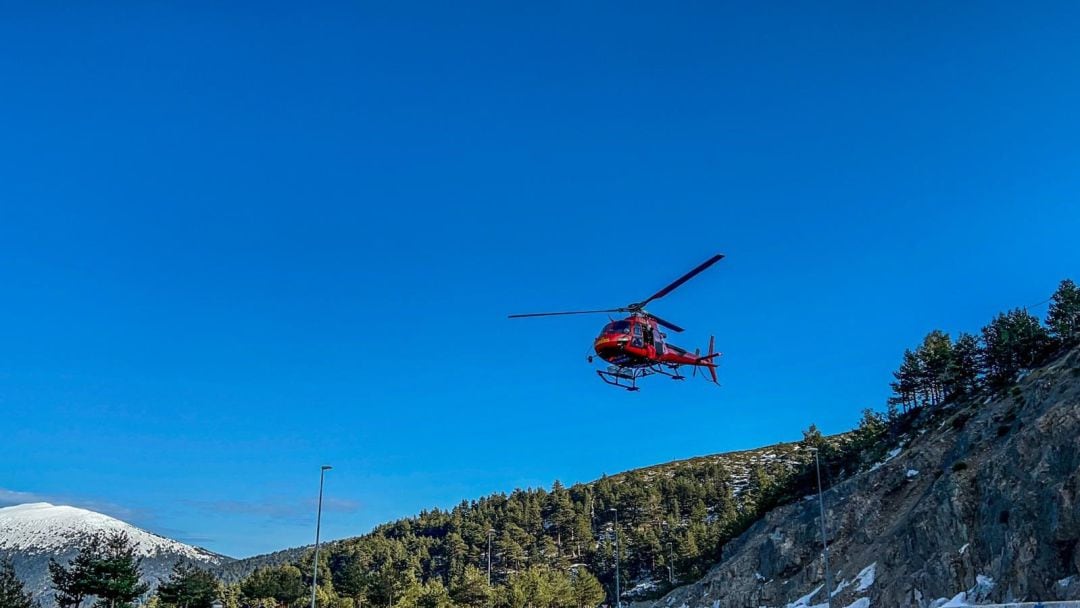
[0,503,230,603]
[216,439,826,587]
[637,346,1080,607]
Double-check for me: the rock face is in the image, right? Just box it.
[638,347,1080,608]
[0,502,230,605]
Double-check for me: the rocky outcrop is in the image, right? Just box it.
[638,347,1080,608]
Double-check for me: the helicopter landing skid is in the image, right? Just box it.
[597,366,648,391]
[597,363,690,390]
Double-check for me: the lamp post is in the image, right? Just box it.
[311,465,332,608]
[608,508,620,608]
[809,448,832,608]
[487,528,496,585]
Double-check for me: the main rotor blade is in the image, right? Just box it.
[508,308,625,319]
[645,313,684,333]
[635,253,724,309]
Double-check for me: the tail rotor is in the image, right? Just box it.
[695,336,720,384]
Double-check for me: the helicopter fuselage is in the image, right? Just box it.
[593,314,709,369]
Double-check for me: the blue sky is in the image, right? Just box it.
[2,2,1079,557]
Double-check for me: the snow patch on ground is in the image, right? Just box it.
[929,592,968,608]
[854,563,876,592]
[958,543,969,555]
[785,585,823,608]
[843,599,870,608]
[1058,575,1076,588]
[870,447,903,472]
[906,469,919,478]
[927,573,996,607]
[628,579,658,596]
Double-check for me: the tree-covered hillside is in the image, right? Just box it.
[158,277,1080,608]
[218,438,836,608]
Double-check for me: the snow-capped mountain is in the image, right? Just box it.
[0,502,230,605]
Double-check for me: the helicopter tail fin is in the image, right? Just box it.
[695,336,720,384]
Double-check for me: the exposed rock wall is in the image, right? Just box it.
[638,347,1080,608]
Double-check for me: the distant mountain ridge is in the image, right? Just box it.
[0,502,231,605]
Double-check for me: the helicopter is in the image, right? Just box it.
[508,254,724,391]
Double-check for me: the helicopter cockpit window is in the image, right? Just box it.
[633,323,643,337]
[604,321,631,334]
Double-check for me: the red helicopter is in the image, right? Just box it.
[509,254,724,391]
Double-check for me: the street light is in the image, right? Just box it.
[608,508,620,608]
[809,448,832,608]
[487,528,496,585]
[311,465,332,608]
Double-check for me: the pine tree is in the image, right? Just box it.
[546,481,576,558]
[157,563,219,608]
[415,579,451,608]
[888,349,922,412]
[495,529,527,573]
[947,332,981,399]
[916,330,952,406]
[569,569,604,608]
[745,465,774,508]
[449,565,490,608]
[852,409,885,449]
[335,551,374,604]
[50,532,149,608]
[49,534,101,608]
[496,566,573,608]
[1,557,36,608]
[1047,279,1080,345]
[90,531,150,608]
[240,565,306,608]
[981,308,1051,388]
[444,532,468,580]
[800,424,824,448]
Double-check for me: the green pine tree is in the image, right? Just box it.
[852,409,885,449]
[569,569,604,608]
[239,565,306,608]
[981,308,1051,388]
[800,424,824,448]
[449,565,490,608]
[947,332,981,398]
[1047,278,1080,345]
[1,557,36,608]
[157,563,219,608]
[888,349,922,412]
[415,579,451,608]
[49,534,101,608]
[916,330,953,406]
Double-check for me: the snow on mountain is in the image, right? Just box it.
[0,502,230,605]
[1,502,215,560]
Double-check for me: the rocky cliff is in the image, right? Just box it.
[638,346,1080,608]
